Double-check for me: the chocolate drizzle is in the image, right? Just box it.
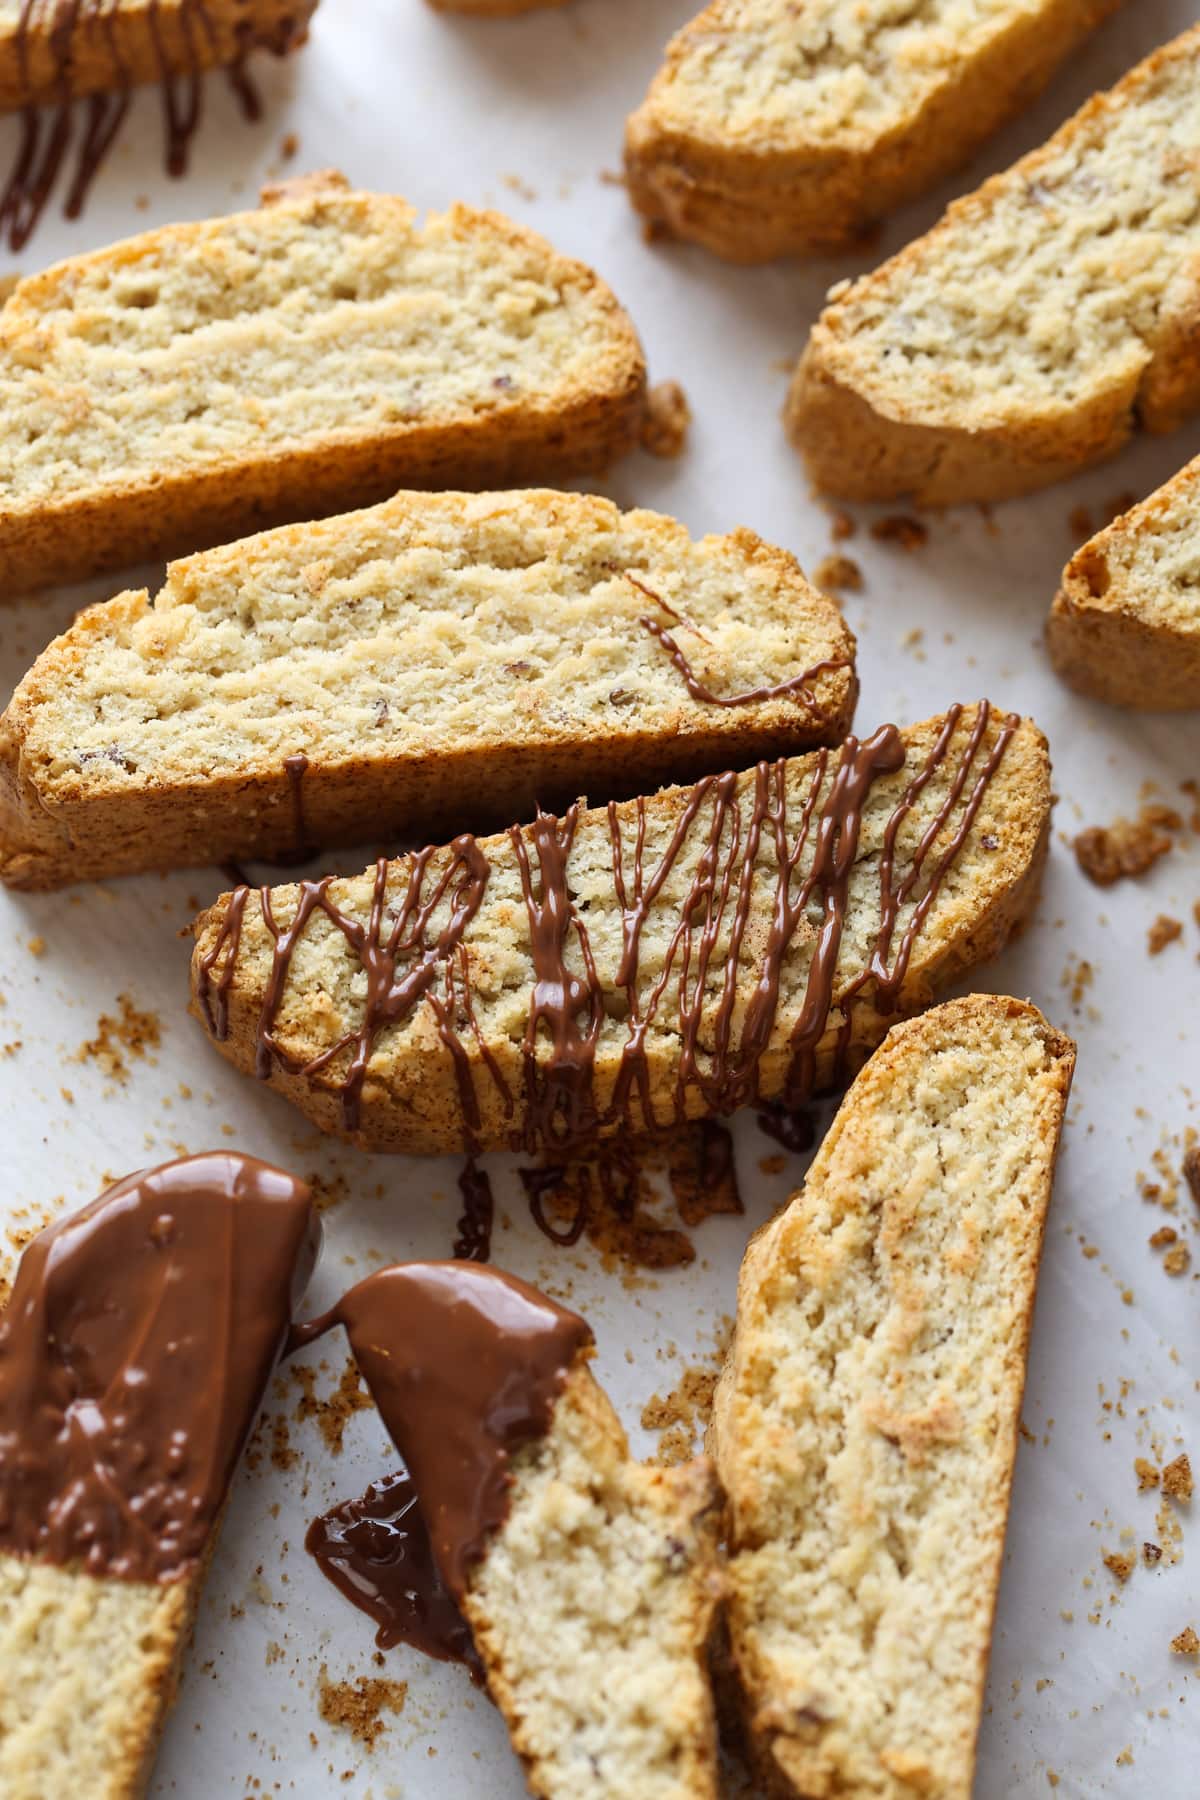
[0,0,301,251]
[452,1157,494,1262]
[0,1152,318,1581]
[305,1469,482,1679]
[278,752,313,865]
[197,704,1022,1154]
[638,614,850,711]
[294,1263,592,1600]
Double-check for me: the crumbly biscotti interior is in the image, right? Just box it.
[0,185,636,513]
[1,491,852,816]
[0,1554,191,1800]
[190,705,1050,1153]
[714,995,1074,1799]
[1067,459,1200,633]
[809,31,1200,431]
[465,1364,720,1800]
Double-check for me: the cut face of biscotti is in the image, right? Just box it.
[1047,454,1200,709]
[0,489,857,890]
[625,0,1120,264]
[788,26,1200,503]
[0,172,646,599]
[712,995,1075,1798]
[190,702,1051,1155]
[0,1153,319,1800]
[300,1262,721,1798]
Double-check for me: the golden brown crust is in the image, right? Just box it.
[624,0,1120,264]
[0,179,647,599]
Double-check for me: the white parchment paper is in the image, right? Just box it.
[0,1,1196,1793]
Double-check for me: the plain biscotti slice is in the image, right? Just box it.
[0,0,314,113]
[788,26,1200,503]
[189,702,1051,1155]
[1047,455,1200,708]
[0,172,646,599]
[0,489,857,890]
[712,995,1075,1798]
[625,0,1119,264]
[0,1153,319,1800]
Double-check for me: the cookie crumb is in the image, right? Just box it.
[1183,1146,1200,1210]
[814,553,863,594]
[1115,1745,1134,1767]
[75,994,161,1083]
[1162,1454,1193,1501]
[829,509,856,542]
[1162,1244,1191,1277]
[1171,1627,1199,1655]
[316,1668,406,1749]
[1143,1542,1163,1565]
[1148,1227,1178,1250]
[280,132,299,161]
[1147,914,1183,955]
[27,936,46,957]
[1135,1457,1161,1491]
[869,514,927,550]
[1073,808,1178,886]
[639,381,691,459]
[1102,1550,1136,1584]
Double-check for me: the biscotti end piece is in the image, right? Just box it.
[787,26,1200,503]
[624,0,1121,264]
[0,489,857,890]
[188,703,1051,1156]
[713,994,1075,1799]
[1047,455,1200,709]
[0,177,646,598]
[466,1363,722,1800]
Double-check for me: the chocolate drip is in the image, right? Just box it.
[757,1103,816,1154]
[198,704,1021,1155]
[294,1263,591,1600]
[638,614,850,711]
[452,1158,494,1262]
[276,752,313,865]
[306,1470,482,1679]
[0,1152,318,1581]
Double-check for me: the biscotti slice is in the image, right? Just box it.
[625,0,1119,264]
[712,995,1075,1798]
[0,1152,319,1800]
[1047,454,1200,708]
[0,489,856,890]
[300,1262,721,1798]
[189,701,1051,1155]
[0,172,646,599]
[788,26,1200,503]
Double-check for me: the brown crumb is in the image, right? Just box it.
[1115,1745,1134,1767]
[1073,808,1179,886]
[758,1153,787,1176]
[291,1356,373,1455]
[1171,1627,1199,1655]
[316,1668,406,1749]
[814,553,863,594]
[1161,1454,1193,1501]
[869,514,928,550]
[641,1365,719,1467]
[1067,504,1092,540]
[75,994,161,1082]
[279,131,299,160]
[27,936,46,957]
[1148,914,1183,955]
[1102,1550,1136,1584]
[1149,1227,1178,1250]
[1143,1542,1163,1565]
[829,509,856,542]
[639,380,691,459]
[1163,1244,1191,1277]
[1184,1146,1200,1210]
[1136,1458,1161,1491]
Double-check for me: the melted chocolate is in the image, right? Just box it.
[275,752,314,865]
[294,1263,591,1599]
[0,1152,318,1581]
[306,1469,482,1679]
[637,614,850,711]
[198,704,1020,1154]
[757,1102,816,1154]
[452,1157,494,1262]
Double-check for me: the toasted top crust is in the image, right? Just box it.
[800,28,1200,443]
[713,994,1075,1798]
[189,705,1051,1155]
[466,1362,721,1799]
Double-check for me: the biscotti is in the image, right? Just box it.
[0,489,856,890]
[788,26,1200,504]
[1047,456,1200,709]
[712,995,1075,1798]
[302,1263,721,1798]
[0,0,314,113]
[0,1153,318,1800]
[625,0,1119,264]
[0,172,646,599]
[190,702,1051,1155]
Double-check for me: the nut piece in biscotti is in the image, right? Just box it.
[0,173,646,599]
[188,702,1052,1156]
[1048,453,1200,709]
[0,0,316,114]
[711,995,1076,1799]
[0,1153,319,1800]
[625,0,1120,264]
[0,488,857,890]
[787,26,1200,504]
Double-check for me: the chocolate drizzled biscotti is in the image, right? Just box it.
[0,489,856,889]
[0,172,646,598]
[190,702,1051,1155]
[625,0,1119,264]
[302,1263,721,1798]
[712,996,1075,1798]
[0,1154,318,1799]
[1047,455,1200,709]
[788,26,1200,503]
